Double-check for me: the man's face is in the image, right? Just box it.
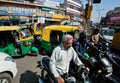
[63,39,73,50]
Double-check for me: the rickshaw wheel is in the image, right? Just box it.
[33,52,39,56]
[29,51,39,56]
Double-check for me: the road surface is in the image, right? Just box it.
[13,54,43,83]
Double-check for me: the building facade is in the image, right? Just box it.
[0,0,84,26]
[64,0,83,25]
[100,7,120,28]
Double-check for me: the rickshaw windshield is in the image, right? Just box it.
[36,23,41,31]
[67,30,79,40]
[20,29,32,38]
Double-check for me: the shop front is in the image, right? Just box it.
[52,14,64,21]
[0,10,10,25]
[12,11,32,24]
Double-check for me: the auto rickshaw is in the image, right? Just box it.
[0,26,39,57]
[110,28,120,81]
[39,25,80,55]
[111,28,120,55]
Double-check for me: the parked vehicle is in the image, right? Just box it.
[39,25,80,55]
[0,52,17,83]
[0,26,39,57]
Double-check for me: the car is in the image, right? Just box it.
[100,28,115,41]
[0,52,17,83]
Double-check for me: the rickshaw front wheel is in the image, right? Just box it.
[31,51,39,56]
[41,49,48,55]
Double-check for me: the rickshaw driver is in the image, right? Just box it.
[49,34,89,83]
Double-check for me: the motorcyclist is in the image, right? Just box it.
[90,28,106,46]
[73,31,99,62]
[49,34,89,83]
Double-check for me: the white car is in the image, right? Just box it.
[0,52,17,83]
[101,28,115,41]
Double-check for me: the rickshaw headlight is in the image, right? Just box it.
[24,42,29,46]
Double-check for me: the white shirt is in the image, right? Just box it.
[49,44,83,77]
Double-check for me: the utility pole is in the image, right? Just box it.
[85,0,101,33]
[97,9,104,22]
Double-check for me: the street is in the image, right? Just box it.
[12,54,43,83]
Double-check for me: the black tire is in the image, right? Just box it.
[33,51,40,56]
[29,51,40,56]
[41,49,48,55]
[0,73,12,83]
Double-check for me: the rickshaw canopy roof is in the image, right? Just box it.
[43,25,79,32]
[0,26,28,31]
[41,25,80,42]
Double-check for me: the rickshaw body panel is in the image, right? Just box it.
[19,39,34,55]
[0,44,17,56]
[33,23,42,35]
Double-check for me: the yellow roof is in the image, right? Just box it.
[0,26,27,31]
[44,25,79,32]
[41,25,80,42]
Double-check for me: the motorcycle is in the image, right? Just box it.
[95,40,120,82]
[37,56,90,83]
[86,43,119,83]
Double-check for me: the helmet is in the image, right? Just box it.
[79,31,87,41]
[94,28,100,33]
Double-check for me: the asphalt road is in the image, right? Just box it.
[12,54,43,83]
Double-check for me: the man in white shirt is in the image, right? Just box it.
[49,34,87,83]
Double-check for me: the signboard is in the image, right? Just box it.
[44,0,60,8]
[13,11,32,16]
[111,16,120,21]
[36,0,44,5]
[0,10,8,15]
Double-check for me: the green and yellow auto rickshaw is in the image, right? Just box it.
[40,25,80,55]
[111,28,120,55]
[0,26,39,57]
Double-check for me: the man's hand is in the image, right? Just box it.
[84,66,90,72]
[56,76,65,83]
